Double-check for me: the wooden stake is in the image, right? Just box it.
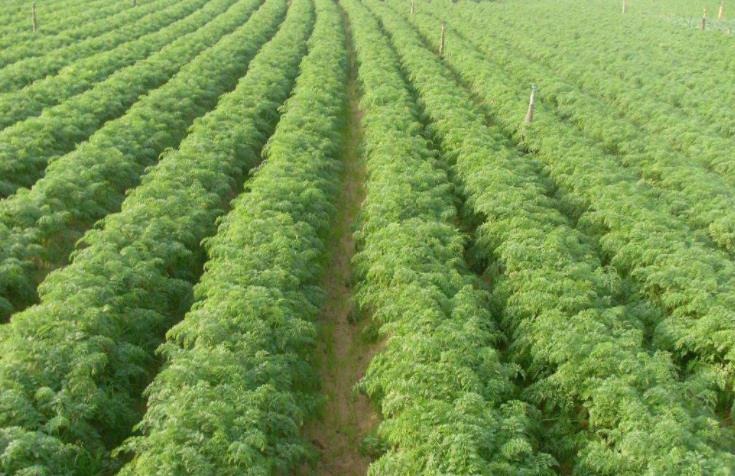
[524,84,538,124]
[718,1,724,20]
[439,22,445,57]
[410,0,415,15]
[31,2,37,32]
[622,0,628,14]
[701,7,707,30]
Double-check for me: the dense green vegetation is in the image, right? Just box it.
[0,0,182,83]
[0,0,279,319]
[399,1,735,412]
[369,1,735,472]
[1,0,734,473]
[0,0,300,471]
[450,1,735,182]
[0,0,254,197]
[0,0,135,51]
[428,6,735,256]
[343,0,555,473]
[120,1,346,470]
[0,0,224,130]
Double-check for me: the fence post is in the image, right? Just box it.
[439,22,445,57]
[32,2,37,32]
[411,0,415,15]
[524,84,538,124]
[701,7,707,30]
[719,1,724,20]
[622,0,628,14]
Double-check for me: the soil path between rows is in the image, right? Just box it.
[299,7,380,474]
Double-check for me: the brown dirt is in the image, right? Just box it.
[298,9,380,475]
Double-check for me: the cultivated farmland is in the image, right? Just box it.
[1,0,734,474]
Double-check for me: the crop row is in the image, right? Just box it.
[120,1,346,472]
[0,0,86,28]
[450,1,735,179]
[443,2,735,187]
[397,1,735,415]
[603,6,735,133]
[342,0,557,473]
[0,0,184,92]
[473,0,735,135]
[369,1,735,473]
[0,0,281,320]
[0,0,251,199]
[420,8,735,256]
[0,0,226,131]
[0,0,308,472]
[0,0,128,50]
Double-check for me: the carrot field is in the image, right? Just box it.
[1,0,734,474]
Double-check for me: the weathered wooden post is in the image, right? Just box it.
[32,2,37,32]
[439,22,445,57]
[410,0,415,15]
[718,1,725,20]
[524,84,538,124]
[701,7,707,30]
[622,0,628,14]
